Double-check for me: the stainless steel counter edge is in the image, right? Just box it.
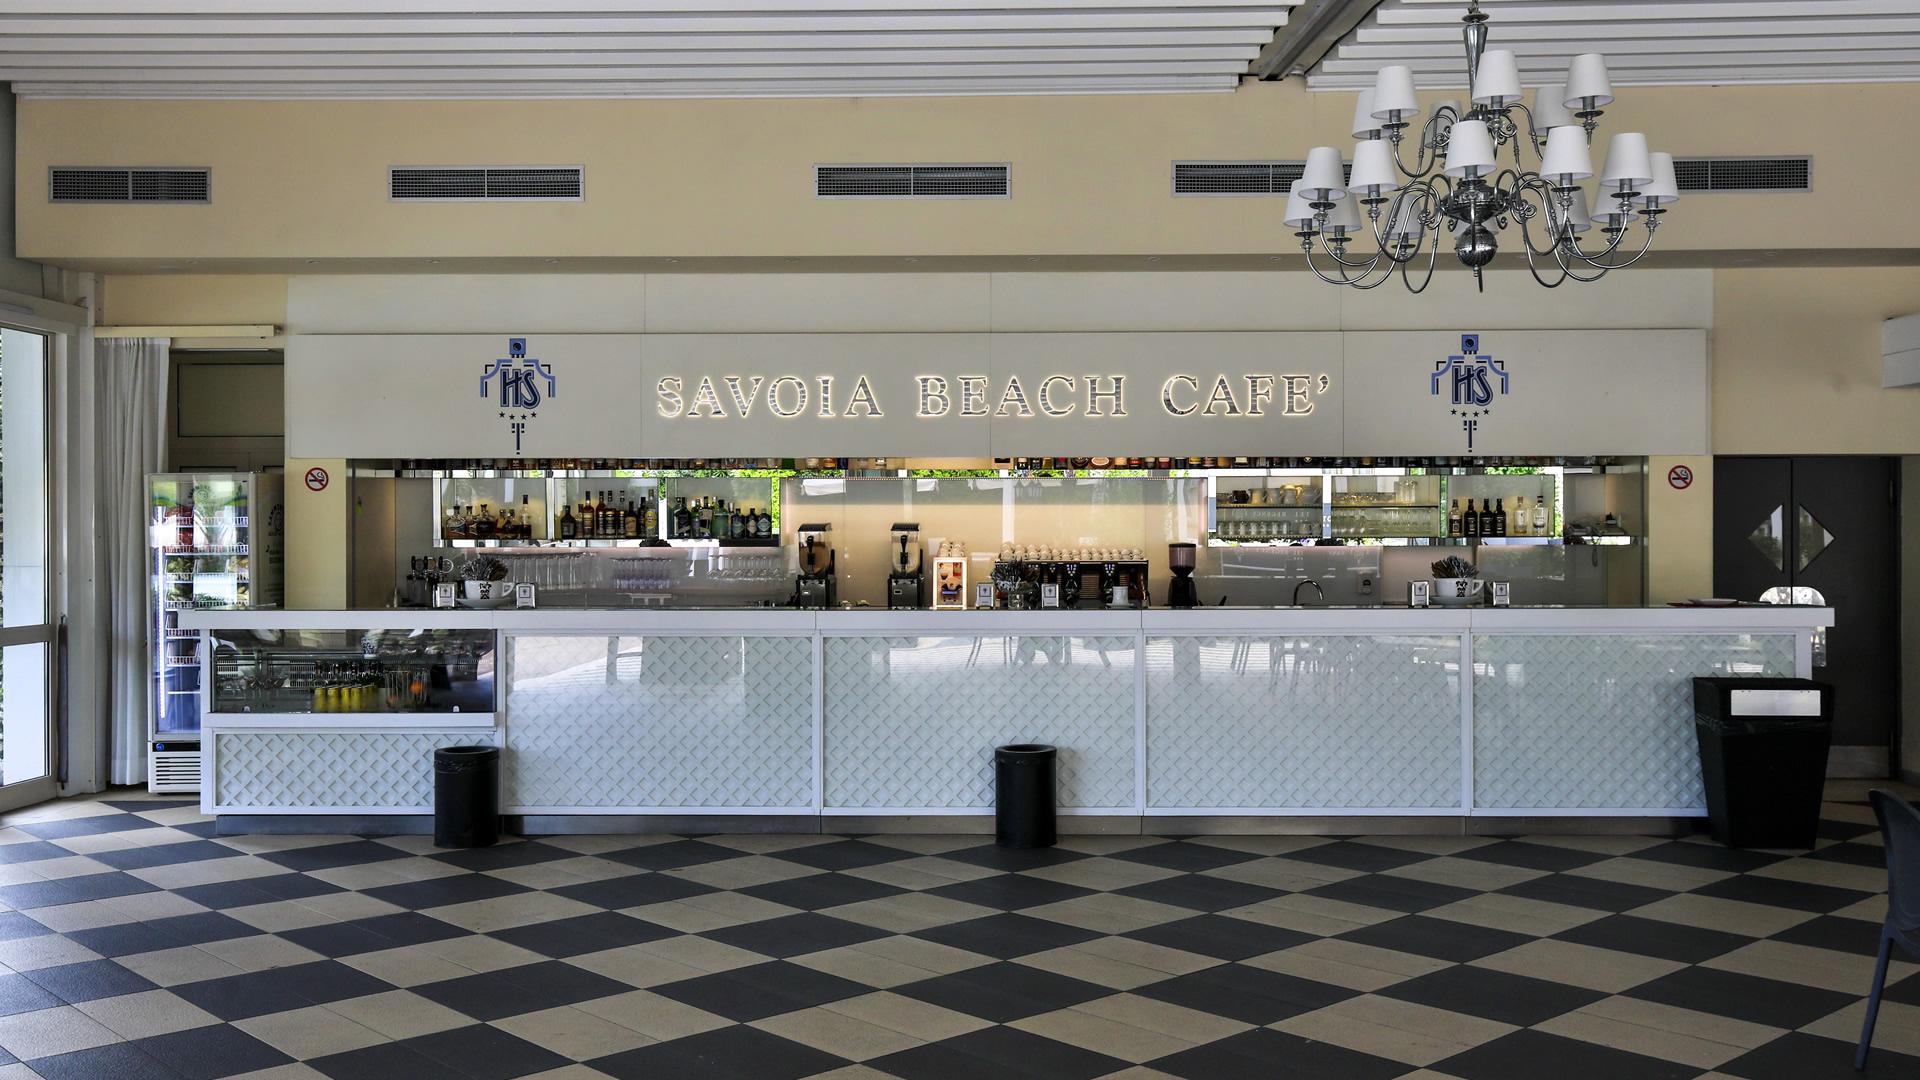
[180,607,1835,633]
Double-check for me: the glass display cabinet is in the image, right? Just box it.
[147,471,283,792]
[208,628,496,719]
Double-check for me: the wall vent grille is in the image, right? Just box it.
[389,166,583,201]
[815,164,1009,199]
[1671,156,1811,192]
[1172,160,1351,196]
[50,167,209,203]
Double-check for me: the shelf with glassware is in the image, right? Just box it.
[204,628,496,726]
[431,474,780,548]
[1205,468,1640,547]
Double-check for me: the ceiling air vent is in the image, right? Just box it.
[1173,161,1350,196]
[49,167,209,204]
[1671,156,1811,193]
[389,166,583,202]
[815,164,1009,199]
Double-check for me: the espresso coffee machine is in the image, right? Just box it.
[794,523,836,609]
[887,523,924,609]
[1167,542,1199,609]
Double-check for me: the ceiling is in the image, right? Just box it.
[0,0,1302,100]
[1307,0,1920,91]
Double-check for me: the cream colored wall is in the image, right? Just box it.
[20,81,1920,264]
[1646,456,1712,604]
[98,274,286,326]
[284,457,348,610]
[1715,268,1920,454]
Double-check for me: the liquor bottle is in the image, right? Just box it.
[714,501,732,542]
[623,499,640,539]
[501,508,516,539]
[474,504,494,539]
[1479,499,1498,537]
[1491,498,1507,537]
[520,494,536,539]
[1462,499,1480,538]
[1532,489,1549,534]
[731,505,748,540]
[1511,497,1528,537]
[559,502,577,540]
[756,506,771,537]
[642,496,658,538]
[442,503,460,540]
[672,497,691,538]
[1447,500,1462,538]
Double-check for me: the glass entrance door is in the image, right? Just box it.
[0,328,54,809]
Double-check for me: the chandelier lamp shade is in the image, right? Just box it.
[1292,1,1675,292]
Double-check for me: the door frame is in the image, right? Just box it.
[0,289,87,812]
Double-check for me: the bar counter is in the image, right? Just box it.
[181,605,1832,833]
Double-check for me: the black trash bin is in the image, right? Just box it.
[434,745,500,848]
[1693,677,1832,849]
[995,744,1057,849]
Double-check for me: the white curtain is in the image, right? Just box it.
[98,338,168,786]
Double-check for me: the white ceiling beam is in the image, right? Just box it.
[1318,49,1920,75]
[1309,68,1920,88]
[0,12,1300,34]
[10,74,1244,98]
[0,60,1244,81]
[0,47,1265,69]
[1374,1,1920,24]
[0,0,1297,11]
[1334,34,1920,59]
[1356,15,1920,42]
[0,29,1272,51]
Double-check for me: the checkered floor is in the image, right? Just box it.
[0,788,1909,1080]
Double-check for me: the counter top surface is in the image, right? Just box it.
[181,605,1834,632]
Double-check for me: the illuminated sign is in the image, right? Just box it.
[654,372,1332,421]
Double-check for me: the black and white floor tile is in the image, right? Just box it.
[0,783,1907,1079]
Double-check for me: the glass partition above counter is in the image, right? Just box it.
[359,458,1647,610]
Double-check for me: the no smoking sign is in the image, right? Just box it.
[304,467,330,493]
[1667,465,1693,490]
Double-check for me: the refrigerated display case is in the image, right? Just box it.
[148,472,283,792]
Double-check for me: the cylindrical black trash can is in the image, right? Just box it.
[1693,677,1832,849]
[434,745,500,848]
[995,744,1057,849]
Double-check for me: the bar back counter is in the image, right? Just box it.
[182,605,1831,834]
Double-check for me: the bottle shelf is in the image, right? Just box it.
[433,537,781,550]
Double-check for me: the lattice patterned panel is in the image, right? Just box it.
[1473,633,1797,810]
[505,635,813,808]
[215,730,499,810]
[823,636,1136,809]
[1145,635,1463,809]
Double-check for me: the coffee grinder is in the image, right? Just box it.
[793,523,836,609]
[887,523,924,609]
[1167,542,1199,609]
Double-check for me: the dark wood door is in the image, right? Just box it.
[1714,456,1899,750]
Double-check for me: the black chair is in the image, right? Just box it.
[1856,789,1920,1069]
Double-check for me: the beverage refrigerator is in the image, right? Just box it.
[147,472,284,793]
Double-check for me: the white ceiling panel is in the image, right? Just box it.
[0,0,1302,99]
[1307,0,1920,89]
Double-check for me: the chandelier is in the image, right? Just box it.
[1290,0,1676,292]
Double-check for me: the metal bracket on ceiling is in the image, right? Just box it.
[1249,0,1388,82]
